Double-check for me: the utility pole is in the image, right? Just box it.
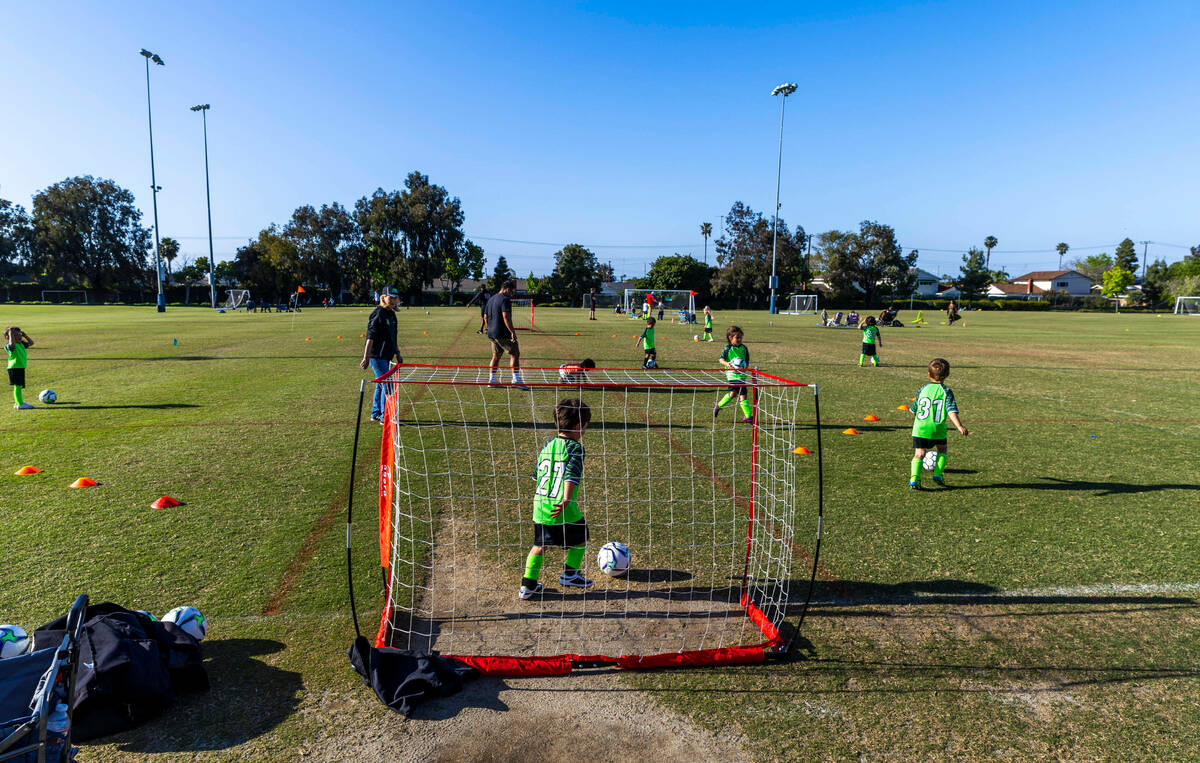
[768,82,797,314]
[191,104,217,308]
[1139,240,1150,283]
[140,48,166,312]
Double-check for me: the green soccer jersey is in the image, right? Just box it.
[704,314,713,331]
[861,325,880,345]
[533,436,584,524]
[5,343,27,370]
[721,343,750,382]
[911,382,958,439]
[640,327,655,350]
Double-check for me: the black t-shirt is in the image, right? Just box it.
[478,291,490,316]
[486,292,513,340]
[366,306,399,360]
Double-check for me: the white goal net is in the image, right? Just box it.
[223,289,250,310]
[370,364,822,675]
[1173,296,1200,315]
[623,289,696,318]
[511,298,535,330]
[784,294,818,315]
[40,290,87,304]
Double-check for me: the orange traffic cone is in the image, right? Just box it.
[151,496,181,509]
[69,477,98,488]
[14,465,41,475]
[863,414,880,422]
[842,428,861,435]
[793,446,812,454]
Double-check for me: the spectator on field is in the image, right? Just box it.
[484,280,528,390]
[361,286,403,424]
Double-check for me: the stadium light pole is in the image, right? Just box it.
[140,48,166,312]
[190,104,217,309]
[768,82,798,315]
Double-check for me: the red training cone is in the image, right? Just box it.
[15,465,41,475]
[793,446,812,455]
[69,477,99,488]
[842,428,861,435]
[151,496,181,509]
[863,414,880,422]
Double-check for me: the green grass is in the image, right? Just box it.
[1,304,1198,760]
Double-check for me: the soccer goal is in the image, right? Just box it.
[40,290,87,304]
[1173,296,1200,315]
[366,364,823,676]
[223,289,250,310]
[623,289,696,317]
[510,298,535,330]
[784,294,818,315]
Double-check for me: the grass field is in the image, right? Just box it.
[1,303,1198,760]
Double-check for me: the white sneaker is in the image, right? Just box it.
[559,570,593,589]
[15,403,34,410]
[519,583,544,600]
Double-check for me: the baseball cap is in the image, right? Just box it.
[382,286,400,296]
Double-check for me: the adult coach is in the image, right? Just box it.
[361,286,402,423]
[587,288,597,320]
[485,280,528,390]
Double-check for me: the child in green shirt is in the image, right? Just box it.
[5,327,35,410]
[637,317,657,368]
[909,358,969,488]
[859,315,882,367]
[714,326,753,423]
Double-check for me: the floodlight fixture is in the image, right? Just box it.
[767,82,798,314]
[771,82,798,97]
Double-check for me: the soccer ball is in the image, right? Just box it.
[134,610,158,621]
[693,335,699,342]
[0,624,31,659]
[162,606,207,640]
[597,542,631,576]
[38,389,56,404]
[729,357,747,369]
[645,359,657,369]
[922,451,939,471]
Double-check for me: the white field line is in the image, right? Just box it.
[805,582,1200,605]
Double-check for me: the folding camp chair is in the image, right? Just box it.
[0,595,87,763]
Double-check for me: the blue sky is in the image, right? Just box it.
[1,1,1196,279]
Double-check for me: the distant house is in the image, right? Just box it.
[912,268,941,297]
[936,285,962,299]
[1009,270,1093,296]
[986,282,1048,300]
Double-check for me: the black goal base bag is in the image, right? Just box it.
[348,636,478,717]
[33,602,209,742]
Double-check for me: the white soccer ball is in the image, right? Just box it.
[693,335,699,341]
[644,359,657,369]
[162,606,207,640]
[38,389,57,404]
[729,357,747,369]
[597,542,631,577]
[922,451,939,471]
[0,624,31,659]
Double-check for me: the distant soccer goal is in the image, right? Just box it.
[511,298,535,330]
[366,364,824,676]
[1173,296,1200,315]
[623,289,695,317]
[40,290,87,305]
[223,289,250,310]
[784,294,818,315]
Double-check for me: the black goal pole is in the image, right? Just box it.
[346,379,367,639]
[790,382,825,649]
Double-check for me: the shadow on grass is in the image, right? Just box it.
[107,638,302,753]
[798,578,1199,608]
[47,402,200,410]
[952,476,1200,496]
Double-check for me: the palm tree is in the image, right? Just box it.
[159,236,180,284]
[1056,242,1069,270]
[983,235,998,271]
[700,222,713,264]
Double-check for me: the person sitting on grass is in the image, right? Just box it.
[858,315,882,367]
[5,326,35,410]
[559,358,596,383]
[847,310,860,326]
[909,357,969,488]
[636,317,657,368]
[714,326,753,424]
[521,398,593,599]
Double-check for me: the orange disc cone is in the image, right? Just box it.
[793,446,812,455]
[897,404,910,411]
[305,337,311,341]
[863,414,880,422]
[612,334,618,338]
[69,477,98,488]
[337,335,343,339]
[842,428,861,435]
[15,465,41,475]
[151,496,181,509]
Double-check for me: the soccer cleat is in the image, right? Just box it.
[932,475,946,486]
[370,414,382,423]
[740,417,753,424]
[909,480,920,489]
[14,403,34,410]
[559,570,593,589]
[518,583,544,600]
[713,401,721,419]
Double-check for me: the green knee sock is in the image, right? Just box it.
[910,457,921,482]
[13,386,23,406]
[858,354,866,366]
[717,393,734,408]
[564,545,585,570]
[934,453,948,477]
[871,356,879,365]
[739,399,752,419]
[522,552,543,587]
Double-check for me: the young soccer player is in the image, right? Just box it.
[859,315,882,367]
[636,317,657,368]
[909,357,969,488]
[5,327,35,410]
[714,326,753,423]
[521,398,593,598]
[701,306,714,342]
[558,358,596,383]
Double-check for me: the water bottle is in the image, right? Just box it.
[45,703,69,760]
